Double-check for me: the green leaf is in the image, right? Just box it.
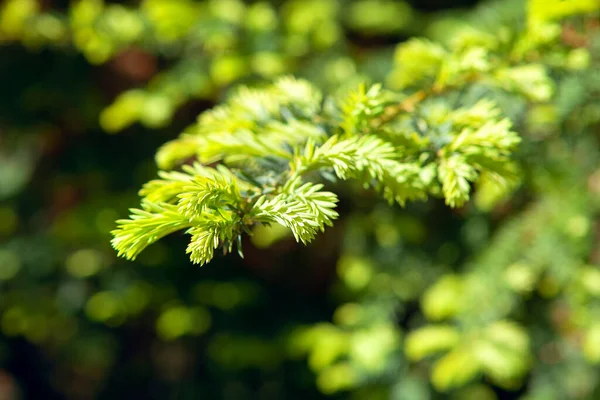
[431,347,480,391]
[583,323,600,363]
[405,325,461,361]
[388,39,447,89]
[422,275,464,320]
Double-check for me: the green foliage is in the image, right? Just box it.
[0,0,417,133]
[113,76,523,263]
[108,0,600,394]
[3,0,600,398]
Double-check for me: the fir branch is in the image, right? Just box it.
[139,171,195,204]
[111,201,195,260]
[177,173,243,218]
[186,211,242,265]
[340,84,388,135]
[438,155,478,207]
[139,163,211,203]
[112,77,526,265]
[283,179,340,228]
[292,134,428,205]
[372,90,428,128]
[250,182,339,244]
[449,119,520,155]
[451,100,502,128]
[199,129,294,163]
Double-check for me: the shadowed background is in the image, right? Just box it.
[1,1,600,399]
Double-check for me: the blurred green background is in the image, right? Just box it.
[1,0,600,399]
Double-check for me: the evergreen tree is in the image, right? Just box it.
[1,0,600,398]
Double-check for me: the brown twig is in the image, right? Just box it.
[372,90,428,129]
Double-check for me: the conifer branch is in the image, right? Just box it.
[111,201,195,261]
[111,0,588,266]
[111,75,526,264]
